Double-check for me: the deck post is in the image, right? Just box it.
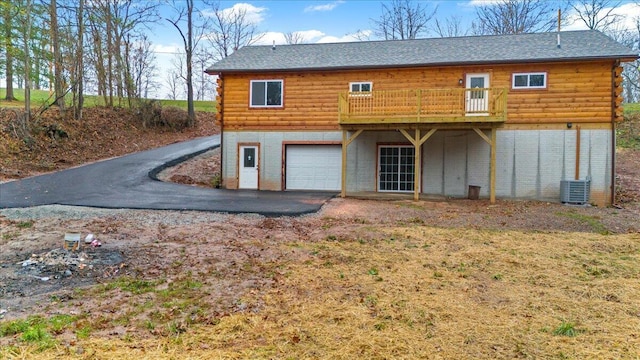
[490,127,496,204]
[473,127,497,204]
[341,129,364,198]
[414,129,421,201]
[399,128,437,201]
[341,130,347,198]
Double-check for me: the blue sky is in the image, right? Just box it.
[149,0,640,59]
[153,1,480,49]
[146,0,639,98]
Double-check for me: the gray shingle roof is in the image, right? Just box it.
[206,30,637,73]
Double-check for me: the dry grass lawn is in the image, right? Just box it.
[2,222,638,359]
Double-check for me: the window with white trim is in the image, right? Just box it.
[512,72,547,89]
[250,80,283,107]
[349,81,372,93]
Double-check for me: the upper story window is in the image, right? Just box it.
[512,72,547,89]
[349,81,372,94]
[250,80,283,107]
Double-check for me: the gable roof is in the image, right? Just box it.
[206,30,637,73]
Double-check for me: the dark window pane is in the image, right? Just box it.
[361,83,371,92]
[469,77,485,99]
[266,81,282,106]
[530,74,545,87]
[470,77,484,88]
[243,148,255,168]
[514,75,528,87]
[251,82,266,106]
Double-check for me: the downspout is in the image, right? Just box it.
[575,125,581,180]
[611,61,620,205]
[216,73,224,188]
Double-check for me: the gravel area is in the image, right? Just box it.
[0,205,264,225]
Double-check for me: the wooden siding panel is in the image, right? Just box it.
[220,62,615,130]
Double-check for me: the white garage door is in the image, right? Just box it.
[286,145,342,190]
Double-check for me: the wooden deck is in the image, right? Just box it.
[338,88,507,125]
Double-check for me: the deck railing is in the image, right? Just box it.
[338,88,507,125]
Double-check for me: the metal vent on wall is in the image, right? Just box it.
[560,180,591,205]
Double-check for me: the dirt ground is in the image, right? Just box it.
[1,108,640,357]
[0,107,219,181]
[1,170,639,323]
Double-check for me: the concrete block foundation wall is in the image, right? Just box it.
[222,129,613,206]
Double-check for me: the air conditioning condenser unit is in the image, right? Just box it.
[560,180,590,205]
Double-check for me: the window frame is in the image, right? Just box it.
[249,79,284,108]
[349,81,373,96]
[511,72,547,90]
[377,144,415,193]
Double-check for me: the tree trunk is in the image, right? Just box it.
[106,9,114,107]
[186,0,196,126]
[75,0,85,120]
[51,0,65,113]
[3,1,17,101]
[23,0,32,121]
[90,22,107,105]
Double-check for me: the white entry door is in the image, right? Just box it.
[239,145,258,189]
[465,73,489,115]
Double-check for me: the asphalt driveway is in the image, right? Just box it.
[0,135,336,216]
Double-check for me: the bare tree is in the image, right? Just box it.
[371,0,437,40]
[74,0,85,120]
[23,0,33,121]
[609,25,640,103]
[284,31,305,44]
[433,14,467,38]
[50,0,65,113]
[86,0,159,107]
[206,1,264,59]
[194,49,214,100]
[129,34,158,100]
[571,0,622,31]
[352,29,372,41]
[166,0,206,126]
[2,0,18,101]
[473,0,565,35]
[165,69,183,100]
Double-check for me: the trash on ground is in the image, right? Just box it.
[84,233,95,244]
[64,233,81,251]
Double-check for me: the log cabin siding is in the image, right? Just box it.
[218,60,616,131]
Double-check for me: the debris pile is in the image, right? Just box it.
[18,248,94,280]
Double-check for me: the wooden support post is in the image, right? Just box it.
[341,130,347,198]
[490,127,496,204]
[473,127,497,204]
[341,129,363,198]
[575,125,581,180]
[399,128,438,201]
[414,129,421,201]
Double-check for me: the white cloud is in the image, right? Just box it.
[254,30,327,45]
[465,0,504,6]
[151,44,182,55]
[304,1,344,13]
[203,3,267,25]
[255,29,370,45]
[294,30,327,42]
[316,30,372,43]
[254,32,287,45]
[564,2,640,32]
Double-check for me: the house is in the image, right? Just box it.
[205,30,637,206]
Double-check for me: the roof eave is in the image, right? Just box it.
[207,54,639,74]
